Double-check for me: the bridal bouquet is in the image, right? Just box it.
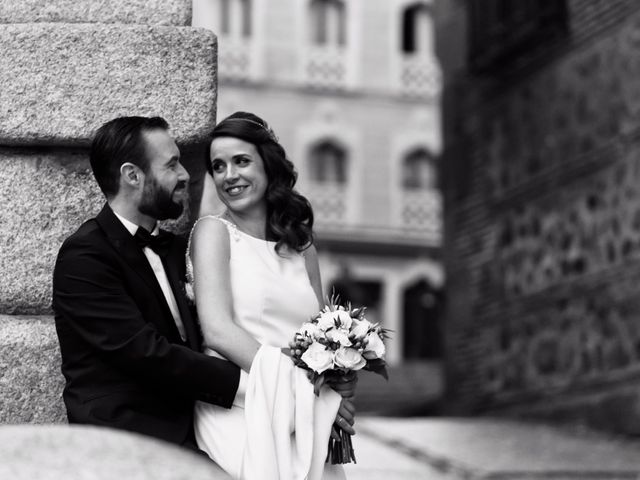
[289,294,389,464]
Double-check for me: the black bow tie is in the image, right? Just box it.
[134,227,172,258]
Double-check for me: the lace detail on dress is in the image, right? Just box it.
[185,214,239,303]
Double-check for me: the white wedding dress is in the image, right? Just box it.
[186,216,346,480]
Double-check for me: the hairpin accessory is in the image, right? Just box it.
[237,118,279,143]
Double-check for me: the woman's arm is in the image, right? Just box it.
[304,244,324,308]
[190,217,260,372]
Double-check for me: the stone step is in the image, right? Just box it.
[0,425,231,479]
[0,23,217,147]
[0,0,191,25]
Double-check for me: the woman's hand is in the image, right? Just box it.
[331,397,356,440]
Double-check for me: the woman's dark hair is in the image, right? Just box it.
[90,116,169,197]
[206,111,314,254]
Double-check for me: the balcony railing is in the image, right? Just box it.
[399,55,441,99]
[218,36,254,82]
[306,181,349,226]
[400,189,442,232]
[303,45,348,90]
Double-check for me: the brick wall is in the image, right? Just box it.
[442,0,640,432]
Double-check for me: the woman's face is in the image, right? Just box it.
[209,136,269,216]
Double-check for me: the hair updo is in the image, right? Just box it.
[206,111,314,254]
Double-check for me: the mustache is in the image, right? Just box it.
[174,181,188,191]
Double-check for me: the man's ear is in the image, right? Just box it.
[120,162,142,187]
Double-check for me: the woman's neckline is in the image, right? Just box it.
[219,212,276,244]
[235,227,277,244]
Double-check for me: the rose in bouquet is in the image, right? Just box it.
[289,294,390,464]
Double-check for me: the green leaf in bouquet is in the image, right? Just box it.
[326,289,343,309]
[292,357,308,369]
[378,327,393,340]
[313,372,326,396]
[365,358,389,380]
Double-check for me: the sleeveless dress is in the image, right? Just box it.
[186,216,345,480]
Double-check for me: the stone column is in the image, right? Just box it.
[383,277,402,365]
[0,0,217,422]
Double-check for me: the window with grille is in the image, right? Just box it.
[402,148,437,190]
[309,0,346,46]
[402,2,433,56]
[309,141,348,183]
[396,2,440,98]
[220,0,252,38]
[468,0,568,72]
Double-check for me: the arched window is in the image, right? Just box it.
[401,2,432,55]
[220,0,252,38]
[309,0,346,46]
[402,148,436,189]
[309,141,348,183]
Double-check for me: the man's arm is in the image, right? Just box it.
[53,236,240,408]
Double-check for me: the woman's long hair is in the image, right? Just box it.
[206,111,314,254]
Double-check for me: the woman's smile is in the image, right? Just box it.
[225,185,248,196]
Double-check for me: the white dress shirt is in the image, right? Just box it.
[113,212,186,341]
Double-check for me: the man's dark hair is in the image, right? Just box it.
[90,116,169,197]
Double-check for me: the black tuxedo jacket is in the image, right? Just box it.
[52,204,240,448]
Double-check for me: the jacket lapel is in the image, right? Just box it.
[163,239,202,351]
[95,204,182,340]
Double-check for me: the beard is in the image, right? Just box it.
[138,175,187,220]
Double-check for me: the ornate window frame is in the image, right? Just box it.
[294,0,362,90]
[389,0,441,98]
[390,108,442,233]
[192,0,266,82]
[294,102,362,225]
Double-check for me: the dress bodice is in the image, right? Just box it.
[186,215,319,347]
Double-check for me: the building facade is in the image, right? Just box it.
[438,0,640,432]
[193,0,443,364]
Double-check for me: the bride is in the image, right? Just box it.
[186,112,356,479]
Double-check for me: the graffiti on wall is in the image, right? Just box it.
[485,296,640,395]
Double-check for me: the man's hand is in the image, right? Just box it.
[331,397,356,440]
[326,370,358,399]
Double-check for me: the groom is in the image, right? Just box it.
[52,116,242,450]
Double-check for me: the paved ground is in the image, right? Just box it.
[344,416,640,480]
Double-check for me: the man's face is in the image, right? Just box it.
[137,129,190,220]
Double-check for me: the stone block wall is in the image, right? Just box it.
[0,316,66,423]
[441,0,640,432]
[0,0,217,422]
[0,23,217,147]
[0,0,191,25]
